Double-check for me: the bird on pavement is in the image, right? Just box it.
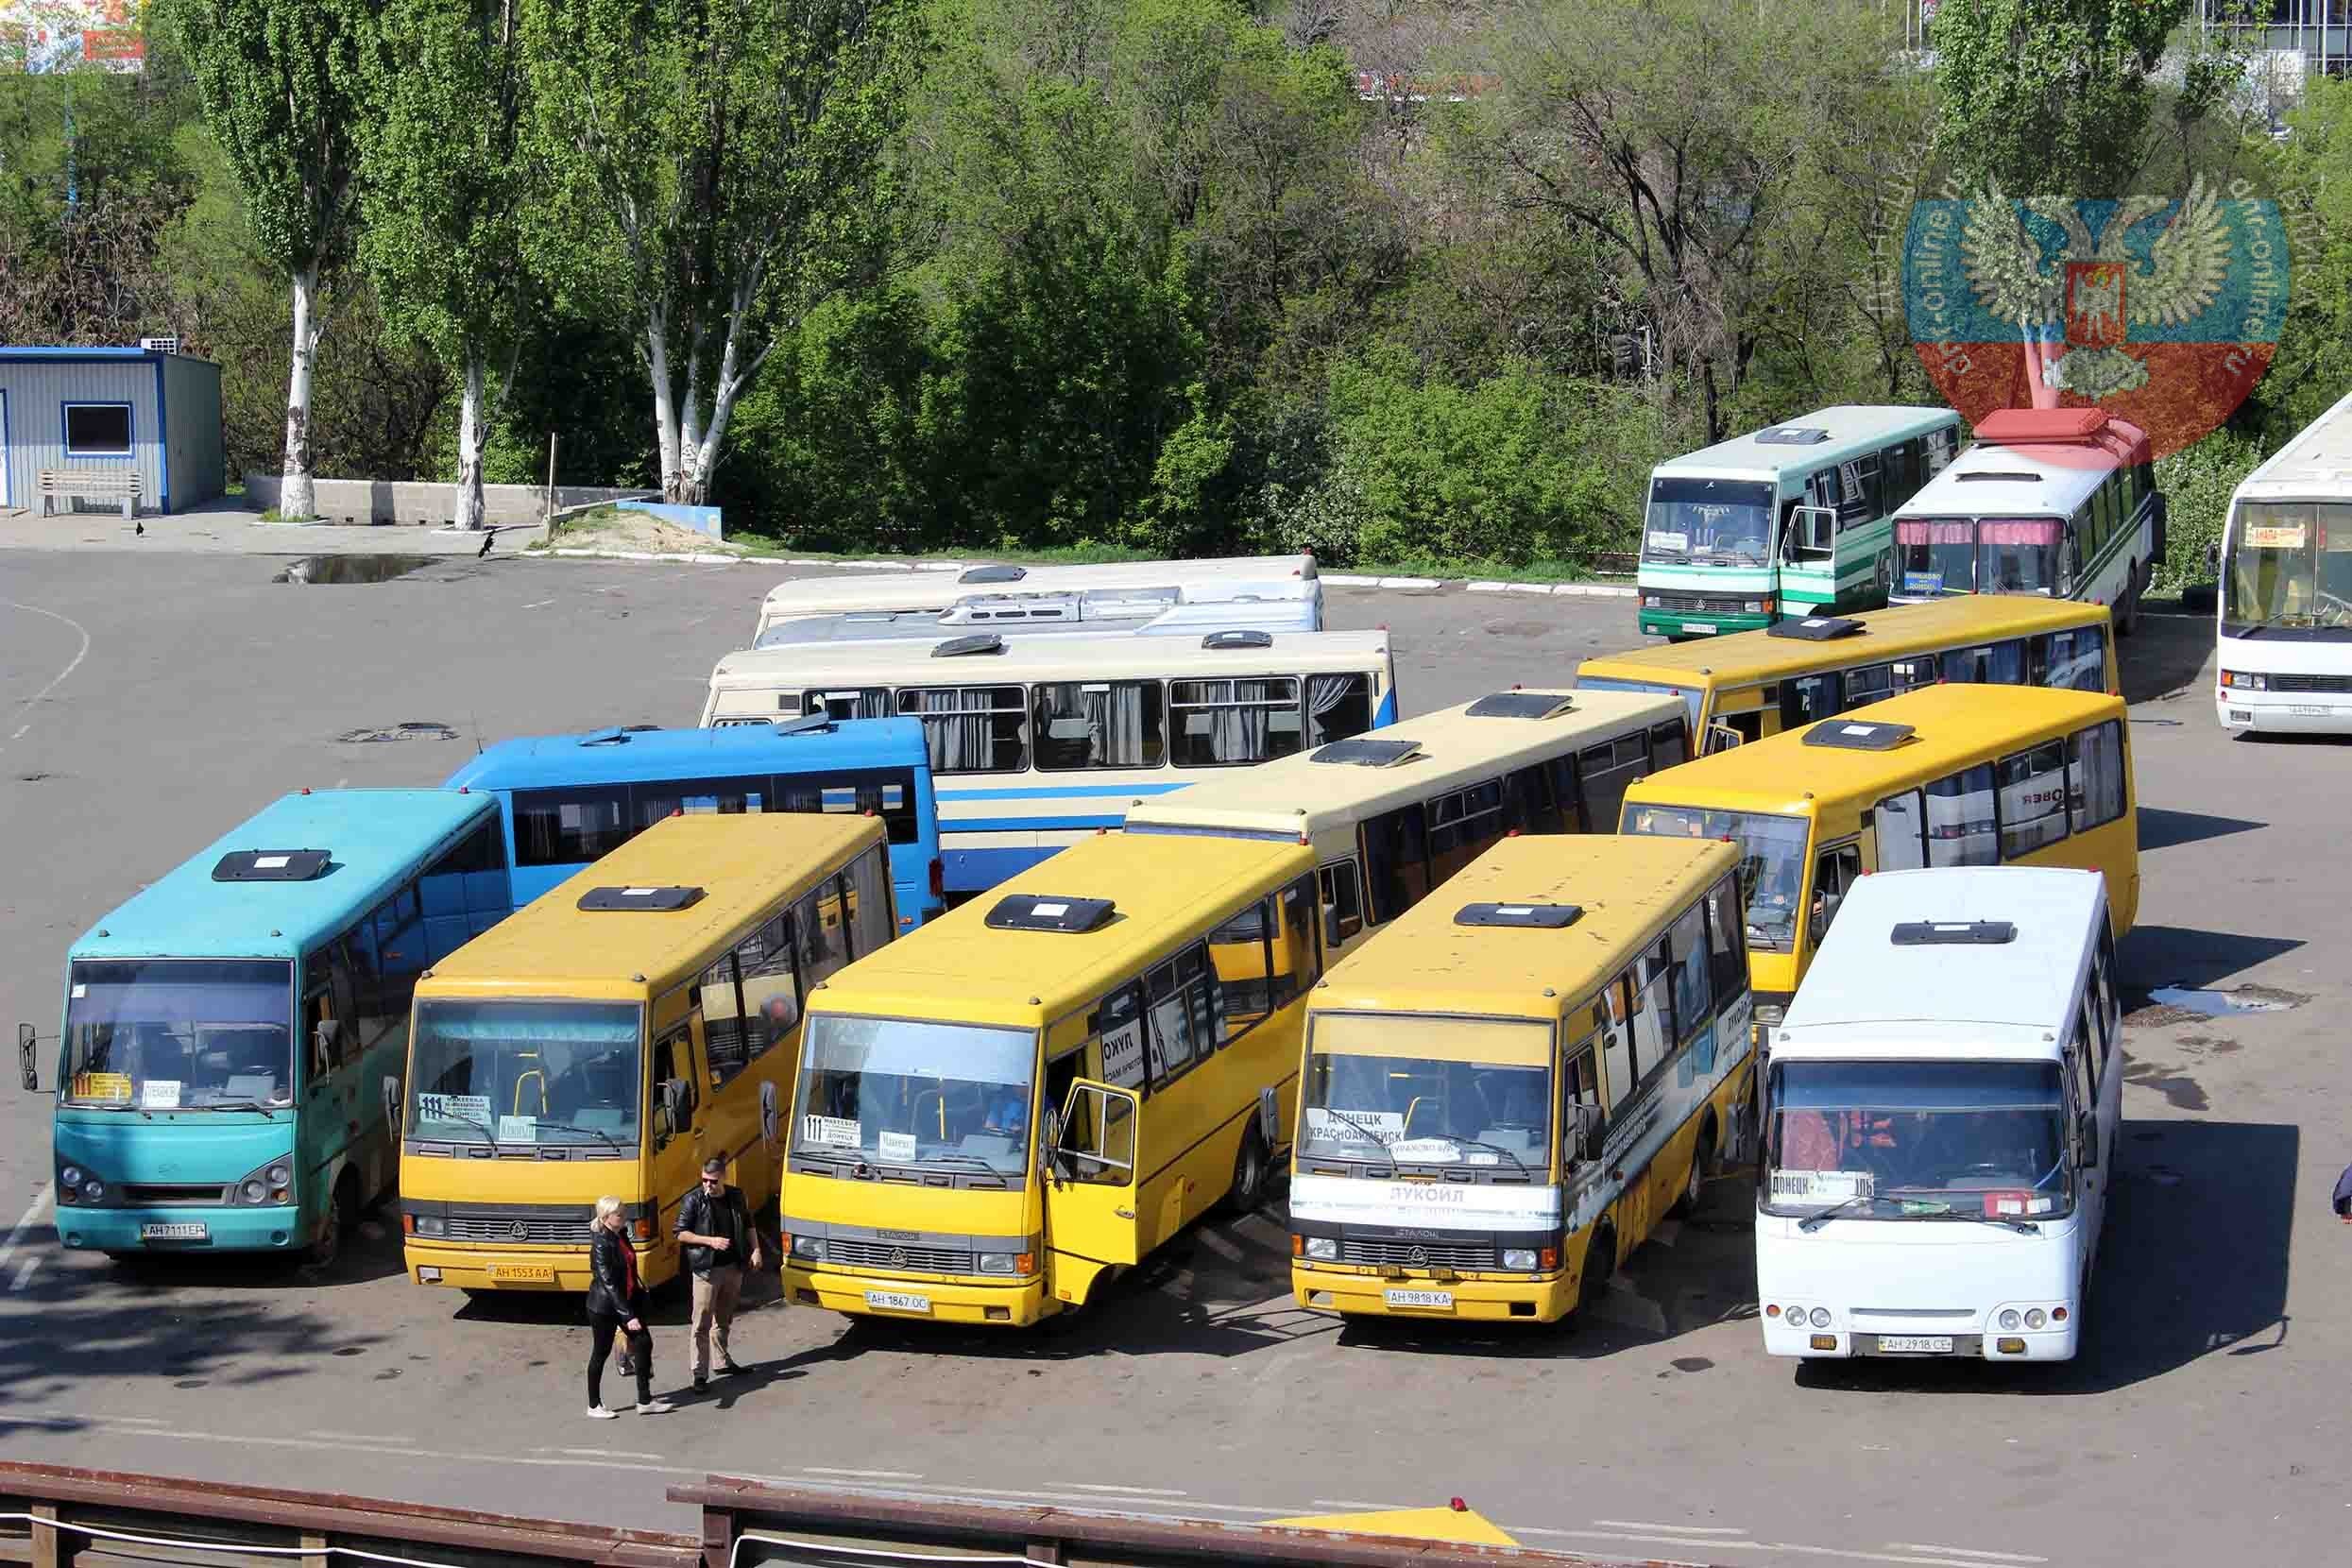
[477,530,495,558]
[133,520,145,537]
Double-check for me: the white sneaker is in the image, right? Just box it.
[586,1405,619,1420]
[636,1399,675,1414]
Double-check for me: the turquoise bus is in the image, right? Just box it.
[441,717,945,927]
[1638,406,1963,640]
[21,789,510,1268]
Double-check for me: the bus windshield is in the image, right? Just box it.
[1764,1059,2071,1221]
[1620,804,1810,953]
[61,960,295,1110]
[1300,1014,1553,1172]
[407,1000,643,1150]
[2224,503,2352,635]
[794,1014,1038,1178]
[1896,517,2062,596]
[1645,478,1775,566]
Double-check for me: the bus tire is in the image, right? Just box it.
[303,1169,358,1271]
[1669,1121,1715,1220]
[1575,1225,1617,1321]
[2115,576,2140,638]
[1225,1126,1270,1216]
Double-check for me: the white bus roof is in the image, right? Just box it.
[1897,409,2149,519]
[751,588,1316,650]
[1773,866,2107,1060]
[2230,383,2352,505]
[755,554,1320,634]
[704,628,1392,724]
[1651,405,1958,481]
[1122,688,1680,839]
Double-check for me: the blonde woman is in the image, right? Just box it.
[585,1196,672,1418]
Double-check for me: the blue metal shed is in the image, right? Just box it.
[0,346,228,516]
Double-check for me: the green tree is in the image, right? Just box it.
[353,0,539,532]
[521,0,929,504]
[158,0,372,520]
[1928,0,2240,198]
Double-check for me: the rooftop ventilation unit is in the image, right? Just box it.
[1202,628,1274,650]
[1768,616,1866,641]
[930,633,1007,657]
[943,592,1082,623]
[578,885,707,912]
[959,564,1027,585]
[1756,426,1829,445]
[1890,919,2017,946]
[1465,691,1575,720]
[1455,902,1583,929]
[1309,738,1423,767]
[140,336,179,354]
[983,894,1116,932]
[212,849,332,882]
[1803,719,1916,751]
[768,713,836,737]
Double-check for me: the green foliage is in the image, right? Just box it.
[2155,428,2267,590]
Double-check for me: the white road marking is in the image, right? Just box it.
[0,599,94,748]
[1061,1484,1190,1497]
[523,600,555,609]
[334,777,349,788]
[0,1185,54,1274]
[548,1447,667,1462]
[304,1430,404,1442]
[800,1466,926,1480]
[1886,1551,2047,1565]
[10,1257,39,1292]
[1595,1521,1747,1534]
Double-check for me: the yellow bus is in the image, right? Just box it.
[1121,687,1687,961]
[779,831,1321,1326]
[1617,683,2138,1040]
[1575,596,2119,756]
[398,812,895,1294]
[1289,834,1752,1324]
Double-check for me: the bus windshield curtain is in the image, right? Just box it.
[909,688,995,771]
[1897,520,1973,545]
[1306,673,1361,743]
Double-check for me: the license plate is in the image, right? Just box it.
[1683,622,1717,635]
[140,1222,207,1241]
[2292,705,2329,716]
[864,1289,930,1314]
[490,1263,554,1282]
[1876,1335,1953,1353]
[1385,1288,1454,1309]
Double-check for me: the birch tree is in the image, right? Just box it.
[160,0,369,521]
[353,0,537,532]
[522,0,928,504]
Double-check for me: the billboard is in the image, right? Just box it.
[5,1,145,74]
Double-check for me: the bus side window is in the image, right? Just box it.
[844,846,893,953]
[738,912,801,1061]
[1926,764,1999,867]
[1703,875,1747,1010]
[1359,803,1431,923]
[701,950,750,1088]
[1596,980,1635,1114]
[1872,789,1928,870]
[2069,720,2127,830]
[1272,875,1321,1001]
[1577,739,1644,830]
[1318,860,1364,944]
[1502,763,1561,835]
[1941,645,1989,684]
[1648,719,1686,770]
[1666,903,1712,1078]
[1890,657,1935,694]
[1842,663,1893,709]
[1626,946,1673,1095]
[795,878,852,989]
[1780,673,1842,730]
[1547,755,1587,831]
[1562,1037,1605,1162]
[1206,897,1277,1032]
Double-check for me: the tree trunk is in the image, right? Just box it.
[454,352,487,533]
[281,263,323,520]
[671,338,705,504]
[646,308,683,499]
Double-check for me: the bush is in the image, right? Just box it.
[2154,429,2268,591]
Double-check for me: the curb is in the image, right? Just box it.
[1464,580,1637,598]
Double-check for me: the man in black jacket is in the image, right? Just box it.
[675,1156,762,1392]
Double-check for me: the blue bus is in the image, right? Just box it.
[24,789,510,1267]
[440,717,945,927]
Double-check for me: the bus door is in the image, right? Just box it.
[651,991,705,1265]
[1043,1079,1142,1294]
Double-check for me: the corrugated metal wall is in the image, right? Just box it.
[161,355,227,509]
[0,359,163,515]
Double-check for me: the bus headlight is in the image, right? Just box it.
[234,1157,296,1205]
[415,1216,445,1238]
[976,1251,1020,1275]
[1999,1309,2022,1330]
[82,1180,105,1202]
[1808,1307,1831,1328]
[2024,1308,2046,1329]
[791,1234,824,1261]
[1502,1249,1539,1271]
[60,1166,83,1188]
[1303,1236,1338,1261]
[2219,670,2266,690]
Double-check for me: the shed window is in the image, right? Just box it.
[64,403,132,457]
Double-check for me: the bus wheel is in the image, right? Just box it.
[303,1170,358,1271]
[2115,577,2140,638]
[1669,1123,1715,1219]
[1575,1226,1617,1321]
[1225,1126,1270,1216]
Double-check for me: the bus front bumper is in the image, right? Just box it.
[1638,608,1774,639]
[56,1205,306,1253]
[404,1240,595,1293]
[785,1264,1048,1326]
[1761,1320,2079,1361]
[1292,1266,1576,1323]
[2217,690,2352,734]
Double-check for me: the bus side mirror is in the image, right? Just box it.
[759,1081,780,1153]
[1038,1105,1062,1177]
[2076,1111,2098,1169]
[662,1078,691,1133]
[1570,1102,1602,1162]
[18,1023,35,1093]
[2205,541,2220,571]
[1322,905,1344,952]
[313,1020,341,1076]
[382,1074,401,1136]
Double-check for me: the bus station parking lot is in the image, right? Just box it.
[1,548,2345,1568]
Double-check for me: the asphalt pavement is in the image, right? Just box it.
[0,544,2343,1568]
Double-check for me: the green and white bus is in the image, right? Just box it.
[1637,406,1963,640]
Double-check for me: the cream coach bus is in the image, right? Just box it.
[1122,688,1687,960]
[753,554,1322,642]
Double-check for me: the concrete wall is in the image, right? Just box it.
[242,473,656,526]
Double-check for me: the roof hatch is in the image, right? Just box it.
[930,633,1007,657]
[1310,738,1423,767]
[1973,407,2107,443]
[1202,628,1273,650]
[1803,719,1915,751]
[959,564,1027,585]
[1767,615,1866,641]
[578,885,707,912]
[1890,919,2017,946]
[1756,426,1830,445]
[1455,902,1582,929]
[1465,691,1575,720]
[212,849,332,883]
[578,724,659,746]
[983,894,1116,932]
[768,713,836,737]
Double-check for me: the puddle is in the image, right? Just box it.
[2144,985,2302,1017]
[336,722,459,744]
[272,554,436,585]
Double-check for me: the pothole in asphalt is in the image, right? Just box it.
[271,554,437,585]
[335,722,459,744]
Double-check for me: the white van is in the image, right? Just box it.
[1755,865,2122,1362]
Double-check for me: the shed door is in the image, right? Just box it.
[0,391,9,507]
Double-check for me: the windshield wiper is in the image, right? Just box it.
[1936,1210,2040,1235]
[913,1151,1011,1185]
[532,1119,626,1155]
[1423,1134,1529,1175]
[1313,1108,1399,1176]
[431,1105,502,1149]
[1797,1194,1878,1233]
